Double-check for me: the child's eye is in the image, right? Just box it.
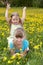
[13,19,18,21]
[13,19,15,21]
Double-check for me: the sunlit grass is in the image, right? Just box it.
[0,7,43,65]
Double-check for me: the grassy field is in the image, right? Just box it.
[0,7,43,65]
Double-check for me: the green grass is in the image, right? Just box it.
[0,7,43,65]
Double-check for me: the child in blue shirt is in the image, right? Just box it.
[9,28,29,57]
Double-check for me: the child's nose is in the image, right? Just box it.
[18,38,22,42]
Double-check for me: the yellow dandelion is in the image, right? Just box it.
[33,45,39,50]
[4,47,7,51]
[17,62,20,64]
[40,41,42,45]
[18,56,21,59]
[16,53,20,56]
[7,28,9,32]
[2,32,4,36]
[3,56,7,61]
[29,31,33,34]
[30,41,33,44]
[37,44,41,48]
[11,55,16,59]
[8,60,13,64]
[20,48,22,51]
[37,28,40,32]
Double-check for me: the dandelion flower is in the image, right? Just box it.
[11,55,16,59]
[8,60,13,64]
[17,62,20,64]
[3,56,7,61]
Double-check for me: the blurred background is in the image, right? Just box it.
[0,0,43,8]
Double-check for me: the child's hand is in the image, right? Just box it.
[23,7,27,10]
[13,53,20,56]
[13,53,23,57]
[20,54,24,57]
[6,3,10,9]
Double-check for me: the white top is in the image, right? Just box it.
[7,24,22,47]
[10,24,22,37]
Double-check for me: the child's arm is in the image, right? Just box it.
[10,49,29,57]
[5,3,10,23]
[10,49,15,55]
[21,7,26,22]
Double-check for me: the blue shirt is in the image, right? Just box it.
[9,40,29,53]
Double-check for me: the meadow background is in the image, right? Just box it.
[0,7,43,65]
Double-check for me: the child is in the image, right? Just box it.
[9,28,29,57]
[5,3,26,47]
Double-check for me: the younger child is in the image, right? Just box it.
[5,3,26,47]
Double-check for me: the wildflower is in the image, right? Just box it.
[3,56,7,61]
[11,55,16,59]
[18,56,21,59]
[20,48,22,51]
[17,62,20,64]
[4,47,7,51]
[40,41,42,45]
[16,53,20,56]
[2,32,4,36]
[7,28,9,32]
[8,60,13,64]
[33,45,39,50]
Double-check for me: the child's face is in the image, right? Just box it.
[13,37,23,49]
[11,15,19,23]
[13,28,25,49]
